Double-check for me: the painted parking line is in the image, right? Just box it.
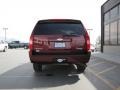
[89,62,105,67]
[87,68,115,90]
[97,66,117,75]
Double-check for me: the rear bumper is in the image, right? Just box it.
[29,52,91,64]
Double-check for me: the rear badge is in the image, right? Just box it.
[57,59,65,63]
[57,38,63,41]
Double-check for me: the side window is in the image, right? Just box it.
[110,21,117,45]
[118,20,120,44]
[104,24,110,45]
[104,12,110,24]
[110,6,118,21]
[119,5,120,17]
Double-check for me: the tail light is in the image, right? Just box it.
[84,31,90,52]
[34,37,48,46]
[29,35,33,50]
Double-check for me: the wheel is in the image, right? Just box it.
[24,46,28,49]
[3,47,7,52]
[33,63,42,72]
[76,64,87,72]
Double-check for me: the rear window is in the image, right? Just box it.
[33,23,85,35]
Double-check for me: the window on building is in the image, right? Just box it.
[110,21,117,45]
[118,20,120,44]
[104,12,110,24]
[110,6,118,21]
[104,24,109,45]
[119,5,120,17]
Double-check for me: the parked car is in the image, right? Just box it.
[23,43,29,49]
[8,41,21,49]
[8,41,28,49]
[29,19,91,72]
[0,40,8,52]
[90,44,95,52]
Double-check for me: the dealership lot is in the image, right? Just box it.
[0,49,120,90]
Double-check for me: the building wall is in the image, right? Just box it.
[103,0,120,13]
[103,46,120,55]
[101,0,120,54]
[104,4,120,45]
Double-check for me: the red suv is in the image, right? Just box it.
[29,19,91,72]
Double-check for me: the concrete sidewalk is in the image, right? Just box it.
[92,52,120,64]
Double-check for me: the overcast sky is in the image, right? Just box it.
[0,0,107,43]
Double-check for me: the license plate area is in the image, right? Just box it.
[54,42,65,48]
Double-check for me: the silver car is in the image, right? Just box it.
[0,40,8,52]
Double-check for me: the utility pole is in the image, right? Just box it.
[3,27,8,41]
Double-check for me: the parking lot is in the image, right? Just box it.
[0,49,120,90]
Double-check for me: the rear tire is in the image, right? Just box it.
[76,64,87,72]
[3,47,7,52]
[33,63,42,72]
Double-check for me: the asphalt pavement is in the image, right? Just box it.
[0,49,120,90]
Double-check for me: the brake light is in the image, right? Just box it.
[84,31,90,52]
[34,37,48,46]
[29,35,33,50]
